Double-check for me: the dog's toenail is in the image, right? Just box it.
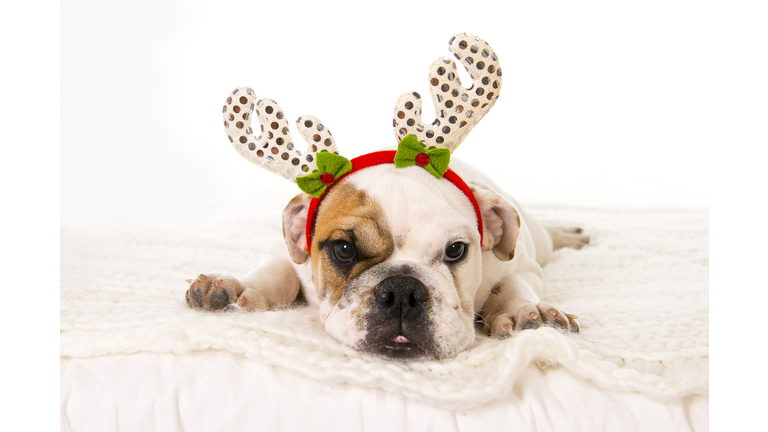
[185,290,191,306]
[213,279,220,288]
[198,274,206,281]
[530,311,539,320]
[548,308,558,317]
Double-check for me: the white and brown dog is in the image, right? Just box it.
[185,34,588,361]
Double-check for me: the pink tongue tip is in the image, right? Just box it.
[392,335,410,343]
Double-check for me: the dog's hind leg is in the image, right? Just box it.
[545,226,589,250]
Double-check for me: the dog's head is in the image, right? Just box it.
[282,164,521,360]
[224,33,511,360]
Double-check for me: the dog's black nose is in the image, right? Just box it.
[374,276,429,321]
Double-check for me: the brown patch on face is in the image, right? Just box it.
[310,180,394,305]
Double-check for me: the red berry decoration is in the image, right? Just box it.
[415,153,430,167]
[319,172,335,184]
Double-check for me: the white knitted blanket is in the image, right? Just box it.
[60,180,708,410]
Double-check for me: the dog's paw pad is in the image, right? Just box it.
[486,303,581,338]
[209,289,230,310]
[514,305,543,331]
[539,303,568,328]
[537,302,580,333]
[185,273,243,311]
[186,274,211,309]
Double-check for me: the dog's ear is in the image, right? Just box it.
[468,181,521,261]
[282,193,313,264]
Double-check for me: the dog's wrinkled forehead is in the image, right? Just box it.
[343,164,480,251]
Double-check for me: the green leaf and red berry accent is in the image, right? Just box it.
[296,152,353,198]
[393,134,451,179]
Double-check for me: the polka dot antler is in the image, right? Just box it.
[223,87,339,182]
[393,33,502,152]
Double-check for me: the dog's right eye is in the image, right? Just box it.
[444,242,466,262]
[333,241,357,262]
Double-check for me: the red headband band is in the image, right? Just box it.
[305,150,483,255]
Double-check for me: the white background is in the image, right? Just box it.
[2,0,763,429]
[59,0,745,227]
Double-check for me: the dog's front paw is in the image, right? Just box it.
[233,289,270,311]
[185,273,243,311]
[489,302,579,338]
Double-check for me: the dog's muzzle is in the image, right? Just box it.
[364,276,437,360]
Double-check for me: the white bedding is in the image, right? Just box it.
[60,178,709,431]
[61,351,707,432]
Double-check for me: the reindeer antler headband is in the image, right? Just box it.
[222,33,502,252]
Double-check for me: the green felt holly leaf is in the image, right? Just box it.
[394,134,451,178]
[296,152,352,197]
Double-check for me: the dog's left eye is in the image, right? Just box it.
[444,242,466,262]
[334,241,357,262]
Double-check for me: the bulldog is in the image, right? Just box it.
[185,155,588,360]
[185,33,589,360]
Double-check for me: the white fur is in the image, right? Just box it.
[293,162,554,358]
[196,158,568,359]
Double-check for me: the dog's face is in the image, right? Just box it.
[282,164,520,361]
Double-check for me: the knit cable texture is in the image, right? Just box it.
[60,183,708,410]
